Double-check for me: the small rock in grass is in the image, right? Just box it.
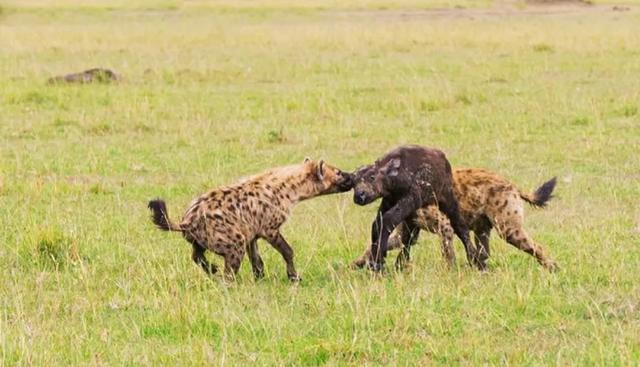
[47,68,121,84]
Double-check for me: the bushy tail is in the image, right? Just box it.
[519,177,557,208]
[148,199,183,231]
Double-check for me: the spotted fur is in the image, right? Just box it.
[148,158,353,281]
[353,168,559,271]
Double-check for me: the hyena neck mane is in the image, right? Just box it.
[247,164,320,204]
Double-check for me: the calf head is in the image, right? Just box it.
[352,158,401,205]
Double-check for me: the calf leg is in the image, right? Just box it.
[370,195,420,271]
[368,198,395,271]
[246,239,264,280]
[264,231,300,282]
[472,216,492,262]
[395,220,420,270]
[473,230,491,263]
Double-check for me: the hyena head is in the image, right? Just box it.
[303,158,354,196]
[352,158,401,205]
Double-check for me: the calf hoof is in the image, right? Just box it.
[253,270,265,280]
[288,274,302,282]
[477,260,488,272]
[466,252,487,272]
[477,248,490,263]
[366,261,384,273]
[470,256,488,272]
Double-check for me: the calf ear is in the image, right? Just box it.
[316,160,325,180]
[390,158,401,169]
[385,158,401,177]
[353,165,368,179]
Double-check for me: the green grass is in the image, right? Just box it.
[1,1,640,365]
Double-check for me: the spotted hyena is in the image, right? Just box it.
[148,158,354,281]
[351,145,484,272]
[353,168,558,271]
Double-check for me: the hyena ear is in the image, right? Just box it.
[304,157,312,163]
[316,160,325,180]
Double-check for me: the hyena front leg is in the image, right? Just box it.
[263,231,300,282]
[436,220,456,268]
[415,206,456,268]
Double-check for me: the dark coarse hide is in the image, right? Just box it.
[352,145,485,271]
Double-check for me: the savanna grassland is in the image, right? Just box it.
[1,0,639,365]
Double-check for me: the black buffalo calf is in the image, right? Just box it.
[352,145,486,271]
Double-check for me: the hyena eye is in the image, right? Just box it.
[368,175,375,182]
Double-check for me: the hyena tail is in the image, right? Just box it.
[519,177,557,208]
[148,199,183,232]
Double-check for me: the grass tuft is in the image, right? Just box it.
[29,227,81,270]
[266,128,287,143]
[614,104,638,118]
[532,43,554,53]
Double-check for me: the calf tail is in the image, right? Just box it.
[519,177,557,208]
[148,199,183,232]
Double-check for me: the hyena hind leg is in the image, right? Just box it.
[190,242,217,275]
[246,239,265,280]
[499,227,558,272]
[264,231,300,282]
[221,245,246,281]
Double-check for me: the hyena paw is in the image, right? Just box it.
[545,260,560,272]
[351,258,367,269]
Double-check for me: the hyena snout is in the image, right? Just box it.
[336,171,355,192]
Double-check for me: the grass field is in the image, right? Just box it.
[1,0,640,365]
